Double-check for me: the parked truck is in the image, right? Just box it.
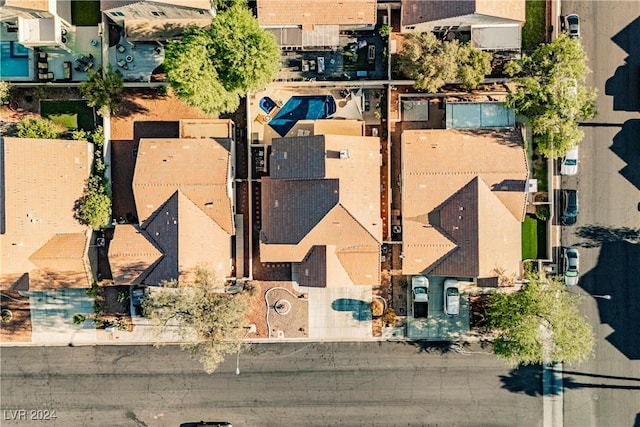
[411,276,429,318]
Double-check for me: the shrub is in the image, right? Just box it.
[75,176,111,230]
[381,307,397,327]
[379,24,391,39]
[15,117,64,139]
[72,313,87,325]
[535,205,551,221]
[0,81,13,104]
[371,299,384,317]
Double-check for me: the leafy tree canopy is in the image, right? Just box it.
[15,117,64,139]
[75,175,111,230]
[79,67,124,117]
[164,4,280,116]
[397,32,492,92]
[504,34,597,158]
[487,273,595,366]
[142,266,250,374]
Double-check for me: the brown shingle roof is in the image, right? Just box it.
[257,0,376,29]
[260,133,381,287]
[401,129,528,278]
[402,0,524,27]
[132,137,233,235]
[141,190,232,285]
[0,138,92,290]
[108,224,163,285]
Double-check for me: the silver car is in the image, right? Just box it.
[411,275,429,303]
[444,279,460,316]
[564,248,580,286]
[566,14,580,38]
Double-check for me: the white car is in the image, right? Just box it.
[564,248,580,286]
[561,146,579,175]
[566,14,580,39]
[411,275,429,303]
[444,279,460,316]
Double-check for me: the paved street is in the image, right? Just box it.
[559,2,640,427]
[0,343,542,427]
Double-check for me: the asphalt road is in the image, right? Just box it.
[559,2,640,427]
[0,342,542,427]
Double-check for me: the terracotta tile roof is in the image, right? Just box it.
[257,0,376,29]
[3,0,50,12]
[402,0,524,27]
[0,138,92,290]
[141,190,232,285]
[401,129,528,278]
[133,137,233,235]
[108,224,163,285]
[261,133,381,287]
[101,0,212,12]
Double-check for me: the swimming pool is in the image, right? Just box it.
[269,95,336,137]
[0,41,30,79]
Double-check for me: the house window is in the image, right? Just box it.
[109,11,125,17]
[151,11,166,16]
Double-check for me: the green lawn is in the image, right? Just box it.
[522,215,539,260]
[71,0,101,26]
[532,157,548,192]
[522,215,548,260]
[522,0,547,50]
[40,100,95,131]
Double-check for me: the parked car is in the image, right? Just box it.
[561,146,579,175]
[566,14,581,38]
[412,275,429,318]
[444,279,460,316]
[564,247,580,286]
[561,190,579,225]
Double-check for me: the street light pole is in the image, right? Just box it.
[592,294,612,300]
[236,324,256,375]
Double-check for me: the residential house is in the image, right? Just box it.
[102,0,215,42]
[401,0,525,51]
[401,128,529,284]
[257,0,376,49]
[0,137,95,291]
[260,129,382,287]
[108,119,236,285]
[0,0,71,48]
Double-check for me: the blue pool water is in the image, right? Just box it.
[0,41,30,78]
[269,95,337,137]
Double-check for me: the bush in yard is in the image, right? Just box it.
[0,81,13,104]
[75,176,111,230]
[535,205,551,221]
[164,4,280,116]
[397,32,491,92]
[15,117,64,139]
[79,67,124,116]
[371,299,384,317]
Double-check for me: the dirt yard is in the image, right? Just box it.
[0,292,32,343]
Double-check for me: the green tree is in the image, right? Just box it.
[15,117,64,139]
[79,66,124,116]
[487,274,595,366]
[164,4,280,116]
[75,175,111,230]
[142,266,250,374]
[505,34,597,158]
[397,32,491,92]
[0,81,13,104]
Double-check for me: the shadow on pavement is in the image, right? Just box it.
[330,298,372,321]
[499,365,543,396]
[580,240,640,360]
[574,224,640,248]
[609,119,640,191]
[605,17,640,112]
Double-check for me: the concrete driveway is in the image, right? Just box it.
[307,286,373,340]
[406,276,470,341]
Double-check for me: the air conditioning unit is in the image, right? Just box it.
[392,225,402,234]
[96,238,106,247]
[340,149,350,159]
